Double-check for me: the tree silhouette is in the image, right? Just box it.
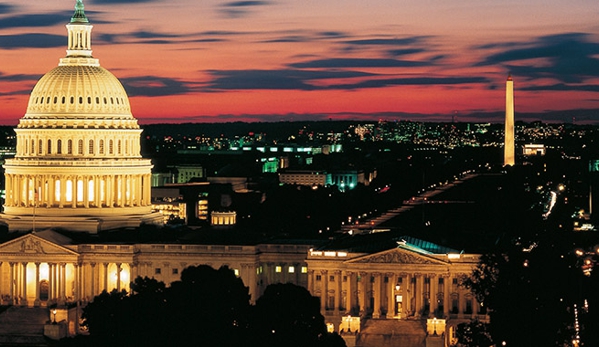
[76,267,346,347]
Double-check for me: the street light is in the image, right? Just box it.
[52,309,57,324]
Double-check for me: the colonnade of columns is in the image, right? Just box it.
[308,270,479,320]
[0,261,136,306]
[4,173,152,209]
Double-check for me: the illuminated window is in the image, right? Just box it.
[88,180,94,202]
[77,180,83,202]
[155,268,161,275]
[275,266,282,273]
[234,269,240,277]
[65,180,73,202]
[301,267,307,273]
[55,180,61,202]
[288,266,295,273]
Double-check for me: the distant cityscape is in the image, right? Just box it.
[0,1,598,346]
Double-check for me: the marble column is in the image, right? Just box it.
[21,262,28,306]
[334,270,341,312]
[415,274,423,318]
[9,262,15,305]
[103,263,109,291]
[372,273,382,318]
[358,272,367,316]
[90,263,96,298]
[320,270,328,311]
[387,273,396,318]
[116,263,122,292]
[443,275,450,318]
[429,274,438,317]
[34,263,41,306]
[345,271,354,314]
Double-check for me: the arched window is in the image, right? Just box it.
[30,139,34,155]
[38,140,42,154]
[78,139,83,155]
[118,140,122,154]
[99,140,105,154]
[57,139,62,154]
[109,140,114,154]
[47,139,52,154]
[67,139,73,154]
[89,140,94,155]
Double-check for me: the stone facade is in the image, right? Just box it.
[0,230,310,306]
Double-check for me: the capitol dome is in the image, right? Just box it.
[0,0,162,233]
[19,65,138,129]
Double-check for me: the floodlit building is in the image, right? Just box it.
[0,0,161,233]
[0,2,485,346]
[307,235,486,347]
[0,1,309,313]
[522,143,546,156]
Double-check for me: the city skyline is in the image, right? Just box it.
[1,0,599,124]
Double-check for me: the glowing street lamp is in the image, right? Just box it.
[52,309,57,324]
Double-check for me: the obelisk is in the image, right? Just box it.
[504,75,515,166]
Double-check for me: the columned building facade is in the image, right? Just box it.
[306,238,487,345]
[0,0,161,233]
[0,230,310,307]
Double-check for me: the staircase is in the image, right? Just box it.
[356,319,427,347]
[0,306,49,346]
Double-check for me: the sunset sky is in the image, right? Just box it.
[1,0,599,124]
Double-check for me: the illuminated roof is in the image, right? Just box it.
[395,236,460,255]
[17,0,139,130]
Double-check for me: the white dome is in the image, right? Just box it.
[18,63,139,130]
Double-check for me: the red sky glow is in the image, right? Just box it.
[1,0,599,124]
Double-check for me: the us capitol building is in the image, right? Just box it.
[0,2,485,346]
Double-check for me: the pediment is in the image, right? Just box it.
[348,247,447,265]
[0,233,78,256]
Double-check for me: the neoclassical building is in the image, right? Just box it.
[0,2,485,345]
[0,0,161,233]
[0,229,310,308]
[306,235,486,346]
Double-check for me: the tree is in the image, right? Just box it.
[455,319,492,347]
[77,270,346,347]
[165,265,251,346]
[251,283,345,347]
[462,235,583,347]
[79,266,250,347]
